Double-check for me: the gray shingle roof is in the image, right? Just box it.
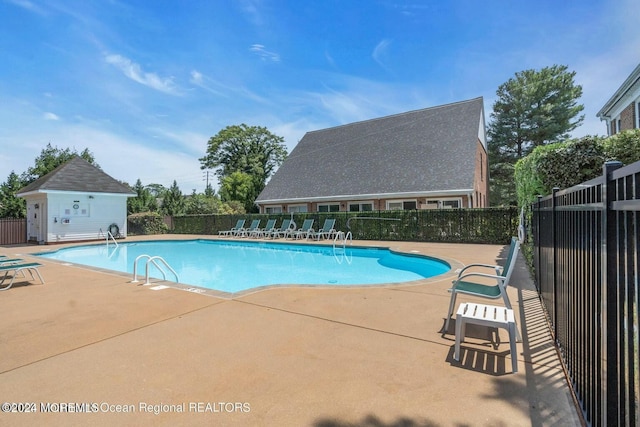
[17,157,135,196]
[257,97,485,203]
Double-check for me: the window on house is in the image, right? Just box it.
[403,201,417,210]
[442,199,461,209]
[318,204,339,212]
[265,206,282,214]
[287,205,307,213]
[617,118,622,133]
[387,200,417,210]
[349,202,373,212]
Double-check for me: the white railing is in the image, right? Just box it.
[333,230,352,250]
[106,230,118,248]
[99,227,119,248]
[131,254,179,285]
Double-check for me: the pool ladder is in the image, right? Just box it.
[333,230,352,250]
[131,254,179,285]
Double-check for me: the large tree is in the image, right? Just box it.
[199,124,287,211]
[487,65,584,205]
[21,143,98,184]
[161,180,185,216]
[127,179,158,214]
[0,171,26,218]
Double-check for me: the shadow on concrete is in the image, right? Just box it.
[314,414,440,427]
[489,246,584,426]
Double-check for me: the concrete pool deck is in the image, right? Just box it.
[0,235,582,426]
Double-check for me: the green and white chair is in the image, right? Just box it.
[445,237,521,341]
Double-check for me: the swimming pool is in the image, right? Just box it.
[37,240,450,293]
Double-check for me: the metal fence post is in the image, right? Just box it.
[536,195,542,293]
[601,160,623,426]
[551,187,559,341]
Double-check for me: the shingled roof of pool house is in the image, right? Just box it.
[255,97,489,214]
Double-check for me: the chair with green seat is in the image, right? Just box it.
[239,219,261,238]
[218,219,246,237]
[308,218,336,240]
[269,219,292,239]
[291,219,315,240]
[445,237,521,341]
[0,262,45,291]
[253,219,276,238]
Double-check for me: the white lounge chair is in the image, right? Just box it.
[445,237,521,341]
[219,219,246,237]
[308,218,337,240]
[290,219,315,240]
[253,219,277,238]
[0,262,45,291]
[269,219,292,239]
[239,219,261,238]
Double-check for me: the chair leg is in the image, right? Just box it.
[454,315,465,361]
[509,322,518,373]
[501,293,522,342]
[444,291,457,332]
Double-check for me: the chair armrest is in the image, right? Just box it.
[458,263,502,277]
[453,272,506,285]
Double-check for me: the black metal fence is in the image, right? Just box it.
[171,207,518,245]
[531,160,639,426]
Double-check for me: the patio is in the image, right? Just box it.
[0,236,581,426]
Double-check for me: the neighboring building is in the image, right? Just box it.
[256,97,488,213]
[16,157,135,244]
[597,63,640,136]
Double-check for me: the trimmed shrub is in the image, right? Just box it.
[127,212,168,235]
[603,129,640,165]
[515,135,605,207]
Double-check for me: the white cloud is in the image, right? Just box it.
[43,112,60,121]
[104,54,180,95]
[372,39,392,70]
[250,44,280,62]
[189,69,269,104]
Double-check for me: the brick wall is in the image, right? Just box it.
[474,139,489,207]
[620,102,637,131]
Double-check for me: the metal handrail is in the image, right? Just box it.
[145,256,179,285]
[131,254,179,285]
[106,230,118,248]
[333,230,352,250]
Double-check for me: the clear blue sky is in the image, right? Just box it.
[1,0,638,193]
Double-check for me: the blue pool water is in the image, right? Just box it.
[36,240,450,293]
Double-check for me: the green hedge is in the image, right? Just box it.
[127,212,168,235]
[515,129,640,207]
[171,208,518,245]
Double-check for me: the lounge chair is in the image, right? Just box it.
[251,219,276,238]
[239,219,261,238]
[444,237,522,341]
[219,219,246,237]
[0,258,25,265]
[0,262,45,291]
[308,218,337,240]
[268,219,292,239]
[289,219,315,240]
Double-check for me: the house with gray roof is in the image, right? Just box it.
[596,62,640,135]
[17,156,135,243]
[256,97,488,213]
